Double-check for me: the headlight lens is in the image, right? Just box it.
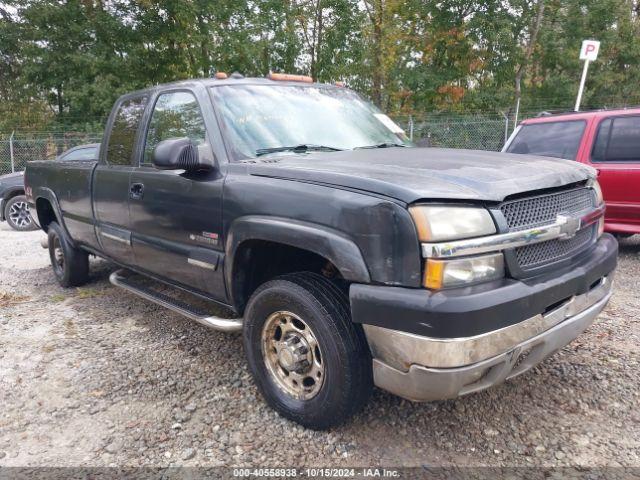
[424,253,505,289]
[591,180,604,206]
[409,205,496,242]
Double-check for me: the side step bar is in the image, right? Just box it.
[109,269,243,332]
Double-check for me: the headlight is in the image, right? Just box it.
[591,179,604,206]
[409,205,496,242]
[409,205,502,289]
[589,180,605,236]
[424,253,504,289]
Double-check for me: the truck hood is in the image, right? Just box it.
[245,147,594,204]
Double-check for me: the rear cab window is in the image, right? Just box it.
[59,147,98,162]
[105,95,148,166]
[506,120,586,160]
[592,115,640,162]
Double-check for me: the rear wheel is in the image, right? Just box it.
[5,195,37,231]
[48,221,89,287]
[243,272,372,429]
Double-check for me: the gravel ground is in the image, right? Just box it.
[0,221,639,469]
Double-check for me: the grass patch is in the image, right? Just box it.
[75,287,103,299]
[63,318,77,336]
[50,294,66,302]
[0,291,29,307]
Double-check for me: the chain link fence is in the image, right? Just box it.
[0,114,512,176]
[393,114,510,150]
[0,132,103,176]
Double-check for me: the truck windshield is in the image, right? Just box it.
[505,120,586,160]
[210,84,410,159]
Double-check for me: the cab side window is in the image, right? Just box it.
[592,116,640,162]
[106,96,148,166]
[144,91,207,164]
[60,147,98,162]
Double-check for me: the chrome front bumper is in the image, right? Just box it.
[364,274,613,402]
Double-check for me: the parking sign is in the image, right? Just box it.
[579,40,600,61]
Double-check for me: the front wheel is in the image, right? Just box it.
[243,272,372,430]
[5,195,37,231]
[48,221,89,287]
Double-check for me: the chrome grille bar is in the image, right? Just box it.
[421,204,605,259]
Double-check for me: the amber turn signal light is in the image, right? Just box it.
[267,72,313,83]
[424,259,445,289]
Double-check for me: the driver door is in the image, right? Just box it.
[129,89,226,300]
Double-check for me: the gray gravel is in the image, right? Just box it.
[0,222,638,468]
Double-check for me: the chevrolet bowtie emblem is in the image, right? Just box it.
[556,214,581,240]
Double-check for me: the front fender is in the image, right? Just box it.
[225,216,371,290]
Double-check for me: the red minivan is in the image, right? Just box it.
[503,108,640,236]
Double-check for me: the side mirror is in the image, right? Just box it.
[152,137,212,171]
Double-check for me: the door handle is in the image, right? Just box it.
[129,182,144,200]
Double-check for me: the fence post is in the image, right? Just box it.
[9,131,15,173]
[500,112,509,147]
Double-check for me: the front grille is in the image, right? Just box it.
[515,225,595,269]
[501,187,595,231]
[500,187,596,271]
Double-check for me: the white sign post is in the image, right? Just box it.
[575,40,600,111]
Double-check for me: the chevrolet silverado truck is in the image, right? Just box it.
[24,74,618,429]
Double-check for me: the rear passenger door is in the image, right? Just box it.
[589,115,640,232]
[93,94,148,265]
[129,89,226,299]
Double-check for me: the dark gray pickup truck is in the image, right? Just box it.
[25,75,618,429]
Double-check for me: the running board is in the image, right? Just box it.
[109,269,242,332]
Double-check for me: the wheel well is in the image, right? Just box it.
[232,240,345,315]
[4,189,25,202]
[35,198,57,231]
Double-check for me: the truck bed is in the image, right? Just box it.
[25,160,99,249]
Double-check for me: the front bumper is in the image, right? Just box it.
[0,197,5,221]
[364,274,611,401]
[352,234,617,402]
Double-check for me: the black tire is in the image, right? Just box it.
[47,221,89,287]
[4,195,37,231]
[243,272,372,430]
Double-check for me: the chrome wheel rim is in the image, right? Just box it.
[8,201,32,228]
[52,236,64,275]
[261,311,324,400]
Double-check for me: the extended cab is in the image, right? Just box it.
[503,108,640,236]
[25,76,617,429]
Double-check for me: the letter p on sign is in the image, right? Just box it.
[580,40,600,61]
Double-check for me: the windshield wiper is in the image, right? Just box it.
[355,142,407,150]
[256,144,342,156]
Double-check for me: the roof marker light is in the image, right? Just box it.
[267,72,313,83]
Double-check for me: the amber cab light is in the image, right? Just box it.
[267,72,313,83]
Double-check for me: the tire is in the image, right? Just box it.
[47,221,89,288]
[243,272,372,429]
[4,195,37,231]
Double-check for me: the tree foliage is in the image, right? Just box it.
[1,0,639,132]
